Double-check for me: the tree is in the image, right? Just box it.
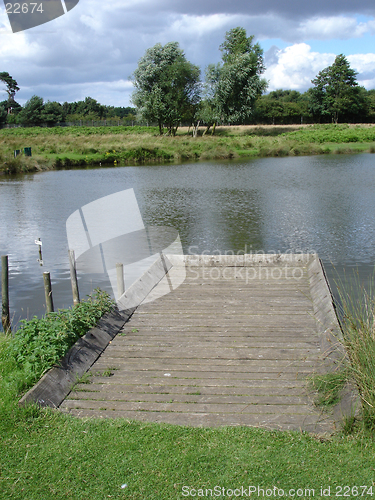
[201,27,267,131]
[0,102,7,127]
[42,101,63,126]
[75,97,105,118]
[309,54,365,123]
[254,90,312,125]
[19,95,44,126]
[131,42,201,135]
[367,89,375,122]
[0,72,20,114]
[199,63,224,135]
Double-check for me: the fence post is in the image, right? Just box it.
[43,272,54,313]
[116,263,125,298]
[68,250,80,306]
[1,255,11,333]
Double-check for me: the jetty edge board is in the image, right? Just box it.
[18,254,172,409]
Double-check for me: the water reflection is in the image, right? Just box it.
[1,154,375,327]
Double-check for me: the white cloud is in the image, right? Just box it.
[297,16,370,40]
[168,13,237,37]
[348,53,375,88]
[264,44,335,91]
[348,53,375,72]
[264,44,375,92]
[1,0,375,106]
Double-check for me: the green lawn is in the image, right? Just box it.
[1,292,375,500]
[1,400,374,499]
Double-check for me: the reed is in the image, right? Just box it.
[334,268,375,430]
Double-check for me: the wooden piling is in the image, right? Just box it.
[68,250,80,306]
[1,255,11,333]
[116,263,125,297]
[43,272,54,313]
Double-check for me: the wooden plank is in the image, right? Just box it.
[61,399,316,415]
[71,384,307,397]
[67,376,307,388]
[66,391,311,405]
[59,408,334,434]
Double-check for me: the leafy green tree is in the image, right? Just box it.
[42,101,63,126]
[0,72,20,113]
[131,42,201,135]
[199,63,224,134]
[201,27,267,130]
[75,97,105,118]
[309,54,366,123]
[254,90,312,124]
[0,102,7,127]
[367,89,375,122]
[19,95,44,126]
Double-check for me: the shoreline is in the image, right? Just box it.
[1,123,375,175]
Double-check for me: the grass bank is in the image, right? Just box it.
[1,123,375,174]
[1,289,375,498]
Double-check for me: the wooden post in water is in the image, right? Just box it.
[1,255,11,333]
[116,263,125,298]
[43,272,54,313]
[36,237,43,265]
[68,250,80,306]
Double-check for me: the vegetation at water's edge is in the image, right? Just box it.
[334,270,375,430]
[1,123,375,175]
[308,268,375,433]
[1,289,115,396]
[1,283,375,498]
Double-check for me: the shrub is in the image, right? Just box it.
[4,289,115,393]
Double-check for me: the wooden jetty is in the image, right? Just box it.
[59,254,353,434]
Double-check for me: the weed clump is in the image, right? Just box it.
[2,289,115,394]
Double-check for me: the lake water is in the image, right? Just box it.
[1,153,375,329]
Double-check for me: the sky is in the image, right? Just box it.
[1,0,375,107]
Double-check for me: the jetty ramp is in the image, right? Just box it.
[60,254,349,434]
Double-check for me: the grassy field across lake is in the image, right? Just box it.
[1,123,375,174]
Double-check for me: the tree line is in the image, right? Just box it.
[1,27,375,131]
[0,85,137,127]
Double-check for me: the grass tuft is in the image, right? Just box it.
[309,370,350,408]
[334,268,375,430]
